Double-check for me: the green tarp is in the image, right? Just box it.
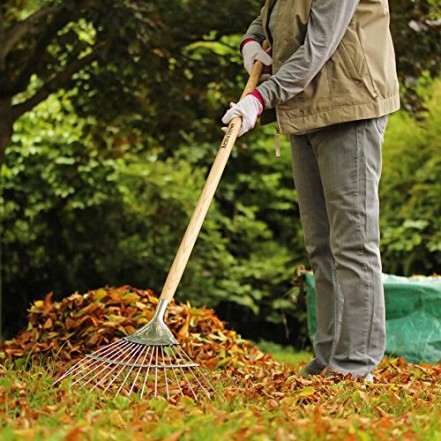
[305,273,441,364]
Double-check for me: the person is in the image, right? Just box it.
[222,0,400,381]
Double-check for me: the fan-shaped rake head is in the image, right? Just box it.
[54,300,214,401]
[54,339,214,401]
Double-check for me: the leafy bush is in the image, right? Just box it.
[380,79,441,275]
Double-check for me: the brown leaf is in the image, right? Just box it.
[65,426,86,441]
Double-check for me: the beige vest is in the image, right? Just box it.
[261,0,400,134]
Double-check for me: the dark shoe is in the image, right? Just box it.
[299,358,327,377]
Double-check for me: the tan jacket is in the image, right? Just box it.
[258,0,400,134]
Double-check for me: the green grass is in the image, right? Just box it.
[1,351,440,441]
[255,340,312,365]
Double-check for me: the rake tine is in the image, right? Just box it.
[172,346,198,401]
[84,355,120,391]
[99,363,125,394]
[72,340,133,388]
[154,346,160,397]
[70,358,109,388]
[54,361,82,385]
[189,366,214,399]
[56,347,105,384]
[160,346,170,401]
[69,340,131,383]
[176,345,213,399]
[129,345,150,396]
[140,346,155,400]
[101,342,142,394]
[180,366,198,401]
[115,343,146,397]
[175,345,197,364]
[55,339,123,385]
[55,357,88,385]
[89,339,124,358]
[78,339,129,374]
[87,341,135,391]
[174,346,214,396]
[165,346,184,397]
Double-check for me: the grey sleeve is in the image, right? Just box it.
[241,13,266,46]
[257,0,360,108]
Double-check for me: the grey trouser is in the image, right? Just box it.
[290,116,388,377]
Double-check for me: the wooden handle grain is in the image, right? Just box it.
[159,52,266,302]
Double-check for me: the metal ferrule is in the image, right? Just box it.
[153,298,169,322]
[123,299,179,346]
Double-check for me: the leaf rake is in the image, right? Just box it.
[54,56,265,401]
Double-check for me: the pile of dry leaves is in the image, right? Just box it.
[0,285,275,371]
[1,285,440,403]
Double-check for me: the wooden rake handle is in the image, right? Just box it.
[159,52,266,302]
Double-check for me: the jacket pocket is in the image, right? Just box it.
[330,27,378,99]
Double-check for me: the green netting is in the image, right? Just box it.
[304,273,441,364]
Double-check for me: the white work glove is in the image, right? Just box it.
[221,94,263,137]
[242,40,272,75]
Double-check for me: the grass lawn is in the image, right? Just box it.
[1,288,440,440]
[1,347,440,441]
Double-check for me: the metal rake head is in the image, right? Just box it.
[54,300,214,401]
[54,339,214,401]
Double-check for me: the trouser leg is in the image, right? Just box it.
[290,134,338,373]
[291,117,387,377]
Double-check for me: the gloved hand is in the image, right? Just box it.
[242,40,272,75]
[221,94,263,137]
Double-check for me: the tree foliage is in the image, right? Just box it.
[390,0,441,111]
[0,0,257,165]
